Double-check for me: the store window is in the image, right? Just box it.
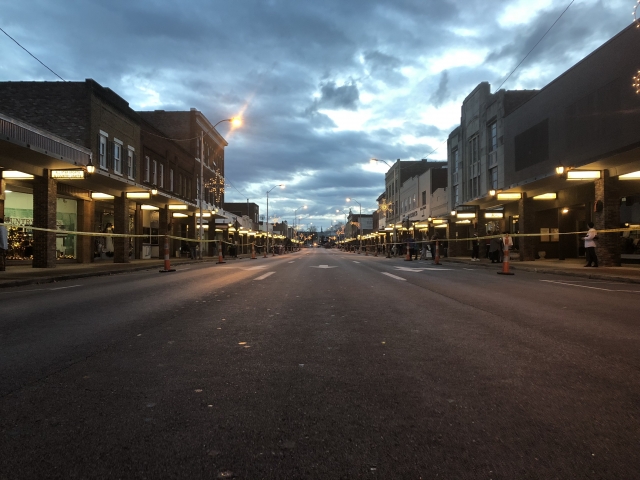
[3,192,77,260]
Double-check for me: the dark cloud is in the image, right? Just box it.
[306,80,360,113]
[429,70,450,107]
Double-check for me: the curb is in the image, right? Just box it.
[444,258,640,285]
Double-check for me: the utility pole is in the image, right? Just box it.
[199,130,204,259]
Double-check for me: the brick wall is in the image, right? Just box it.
[32,172,57,268]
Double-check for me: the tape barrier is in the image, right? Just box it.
[0,223,288,248]
[342,226,640,247]
[4,223,639,248]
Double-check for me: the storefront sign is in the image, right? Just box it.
[51,169,85,180]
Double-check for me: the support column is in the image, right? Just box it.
[0,176,5,219]
[134,204,143,260]
[518,193,536,261]
[76,198,94,263]
[594,171,620,266]
[33,170,57,268]
[159,206,173,256]
[113,193,130,263]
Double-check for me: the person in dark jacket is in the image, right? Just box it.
[471,233,480,261]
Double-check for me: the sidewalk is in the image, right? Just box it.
[0,255,254,289]
[441,256,640,284]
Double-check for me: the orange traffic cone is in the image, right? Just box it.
[404,242,411,261]
[159,235,176,272]
[433,240,441,265]
[216,241,226,264]
[251,243,257,260]
[497,245,514,275]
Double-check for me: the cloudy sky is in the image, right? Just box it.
[0,0,633,231]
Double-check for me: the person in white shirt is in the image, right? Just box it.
[584,222,598,267]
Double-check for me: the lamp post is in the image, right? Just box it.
[266,184,284,256]
[294,205,307,235]
[346,198,362,253]
[336,209,348,242]
[199,117,241,259]
[371,158,398,244]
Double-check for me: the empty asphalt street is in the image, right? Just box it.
[1,248,639,479]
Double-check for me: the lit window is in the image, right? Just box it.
[99,134,108,170]
[152,159,157,185]
[144,156,150,182]
[127,148,135,179]
[113,139,123,174]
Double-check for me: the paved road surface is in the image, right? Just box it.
[1,248,639,479]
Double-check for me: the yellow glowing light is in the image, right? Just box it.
[2,170,33,179]
[566,170,601,180]
[496,192,522,200]
[172,213,188,218]
[168,205,188,210]
[533,193,557,200]
[231,117,242,127]
[620,171,640,180]
[126,192,150,199]
[456,212,476,219]
[91,192,114,200]
[140,205,159,210]
[456,220,471,224]
[484,212,504,218]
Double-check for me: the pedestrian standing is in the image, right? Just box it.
[0,218,8,271]
[584,222,598,267]
[502,232,513,261]
[471,233,479,261]
[430,232,439,259]
[489,236,501,263]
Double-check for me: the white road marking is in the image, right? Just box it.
[540,279,640,293]
[394,266,453,272]
[382,272,406,281]
[310,265,338,269]
[288,261,295,263]
[353,261,360,264]
[49,285,83,291]
[242,266,267,270]
[254,272,276,280]
[1,284,83,294]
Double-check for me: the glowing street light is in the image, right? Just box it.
[198,116,242,259]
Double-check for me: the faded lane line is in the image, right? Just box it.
[540,279,640,293]
[353,261,360,264]
[0,284,83,295]
[254,272,276,280]
[382,272,406,281]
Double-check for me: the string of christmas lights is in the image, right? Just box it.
[634,0,640,26]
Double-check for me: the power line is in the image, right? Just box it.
[422,0,575,160]
[495,0,575,91]
[0,26,66,82]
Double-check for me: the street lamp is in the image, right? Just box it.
[336,209,349,242]
[371,158,398,243]
[266,184,284,256]
[199,116,242,259]
[294,205,307,234]
[346,197,362,253]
